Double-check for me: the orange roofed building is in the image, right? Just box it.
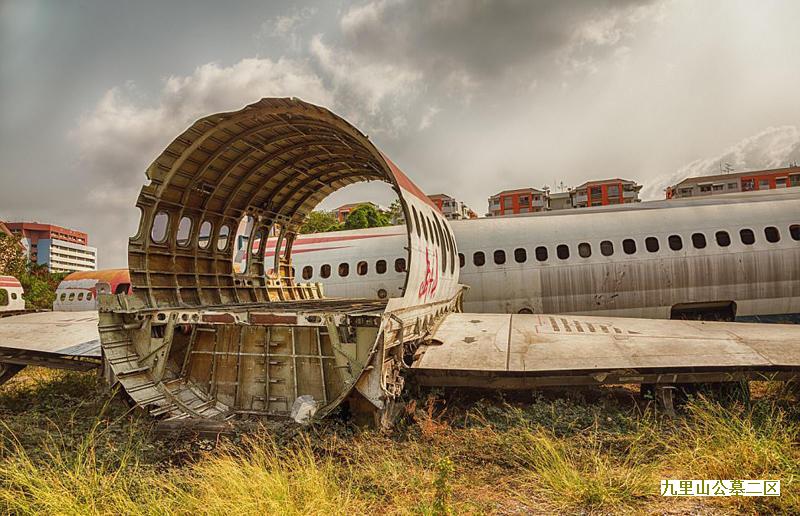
[666,165,800,199]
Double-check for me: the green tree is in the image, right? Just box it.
[387,199,405,225]
[342,204,391,231]
[0,233,26,278]
[0,234,66,310]
[300,211,341,234]
[17,263,65,310]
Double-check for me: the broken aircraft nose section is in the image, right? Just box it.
[98,98,464,426]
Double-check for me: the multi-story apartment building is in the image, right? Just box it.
[569,179,642,208]
[5,222,97,273]
[666,165,800,199]
[487,188,548,216]
[428,194,478,220]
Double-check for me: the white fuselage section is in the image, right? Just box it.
[284,190,800,320]
[0,276,25,313]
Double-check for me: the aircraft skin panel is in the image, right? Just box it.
[426,313,511,371]
[0,311,100,358]
[416,313,800,373]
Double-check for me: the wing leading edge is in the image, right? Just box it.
[413,313,800,388]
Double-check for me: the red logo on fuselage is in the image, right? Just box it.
[418,247,439,299]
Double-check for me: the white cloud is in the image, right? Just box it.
[561,2,665,74]
[642,126,800,199]
[261,7,318,50]
[418,105,441,130]
[309,34,422,133]
[74,57,333,189]
[71,57,333,265]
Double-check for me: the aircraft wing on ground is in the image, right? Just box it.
[413,313,800,394]
[0,312,101,385]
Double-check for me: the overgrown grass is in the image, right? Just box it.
[0,370,798,515]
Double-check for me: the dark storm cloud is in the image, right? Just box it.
[2,0,800,267]
[336,0,655,81]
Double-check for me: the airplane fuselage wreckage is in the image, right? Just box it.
[62,97,797,427]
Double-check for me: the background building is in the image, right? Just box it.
[428,194,477,220]
[487,188,548,216]
[548,191,571,210]
[5,222,97,273]
[666,165,800,199]
[569,179,642,208]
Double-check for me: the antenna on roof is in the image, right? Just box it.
[719,161,733,174]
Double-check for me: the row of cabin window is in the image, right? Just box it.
[459,224,800,267]
[149,212,246,252]
[301,258,407,280]
[410,205,457,275]
[0,289,19,306]
[57,292,93,302]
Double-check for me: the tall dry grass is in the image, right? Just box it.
[0,370,798,515]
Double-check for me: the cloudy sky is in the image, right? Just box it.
[2,0,799,267]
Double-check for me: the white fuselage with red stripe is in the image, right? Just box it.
[280,190,800,320]
[0,276,25,312]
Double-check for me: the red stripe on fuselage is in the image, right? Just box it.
[268,232,404,248]
[380,153,438,210]
[264,245,350,258]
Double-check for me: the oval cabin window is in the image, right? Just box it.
[535,246,548,262]
[320,264,331,279]
[668,235,683,251]
[493,250,506,265]
[151,212,169,243]
[600,240,614,256]
[338,263,349,277]
[715,231,731,247]
[645,237,659,253]
[217,225,231,251]
[791,224,800,241]
[302,266,313,280]
[251,231,264,256]
[198,221,213,249]
[514,248,527,263]
[578,243,591,258]
[412,207,421,238]
[556,244,569,260]
[177,216,192,247]
[473,251,485,266]
[622,239,636,255]
[458,253,465,268]
[376,260,387,274]
[394,258,406,272]
[691,233,707,249]
[447,228,457,274]
[764,226,780,243]
[357,261,368,276]
[740,228,755,245]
